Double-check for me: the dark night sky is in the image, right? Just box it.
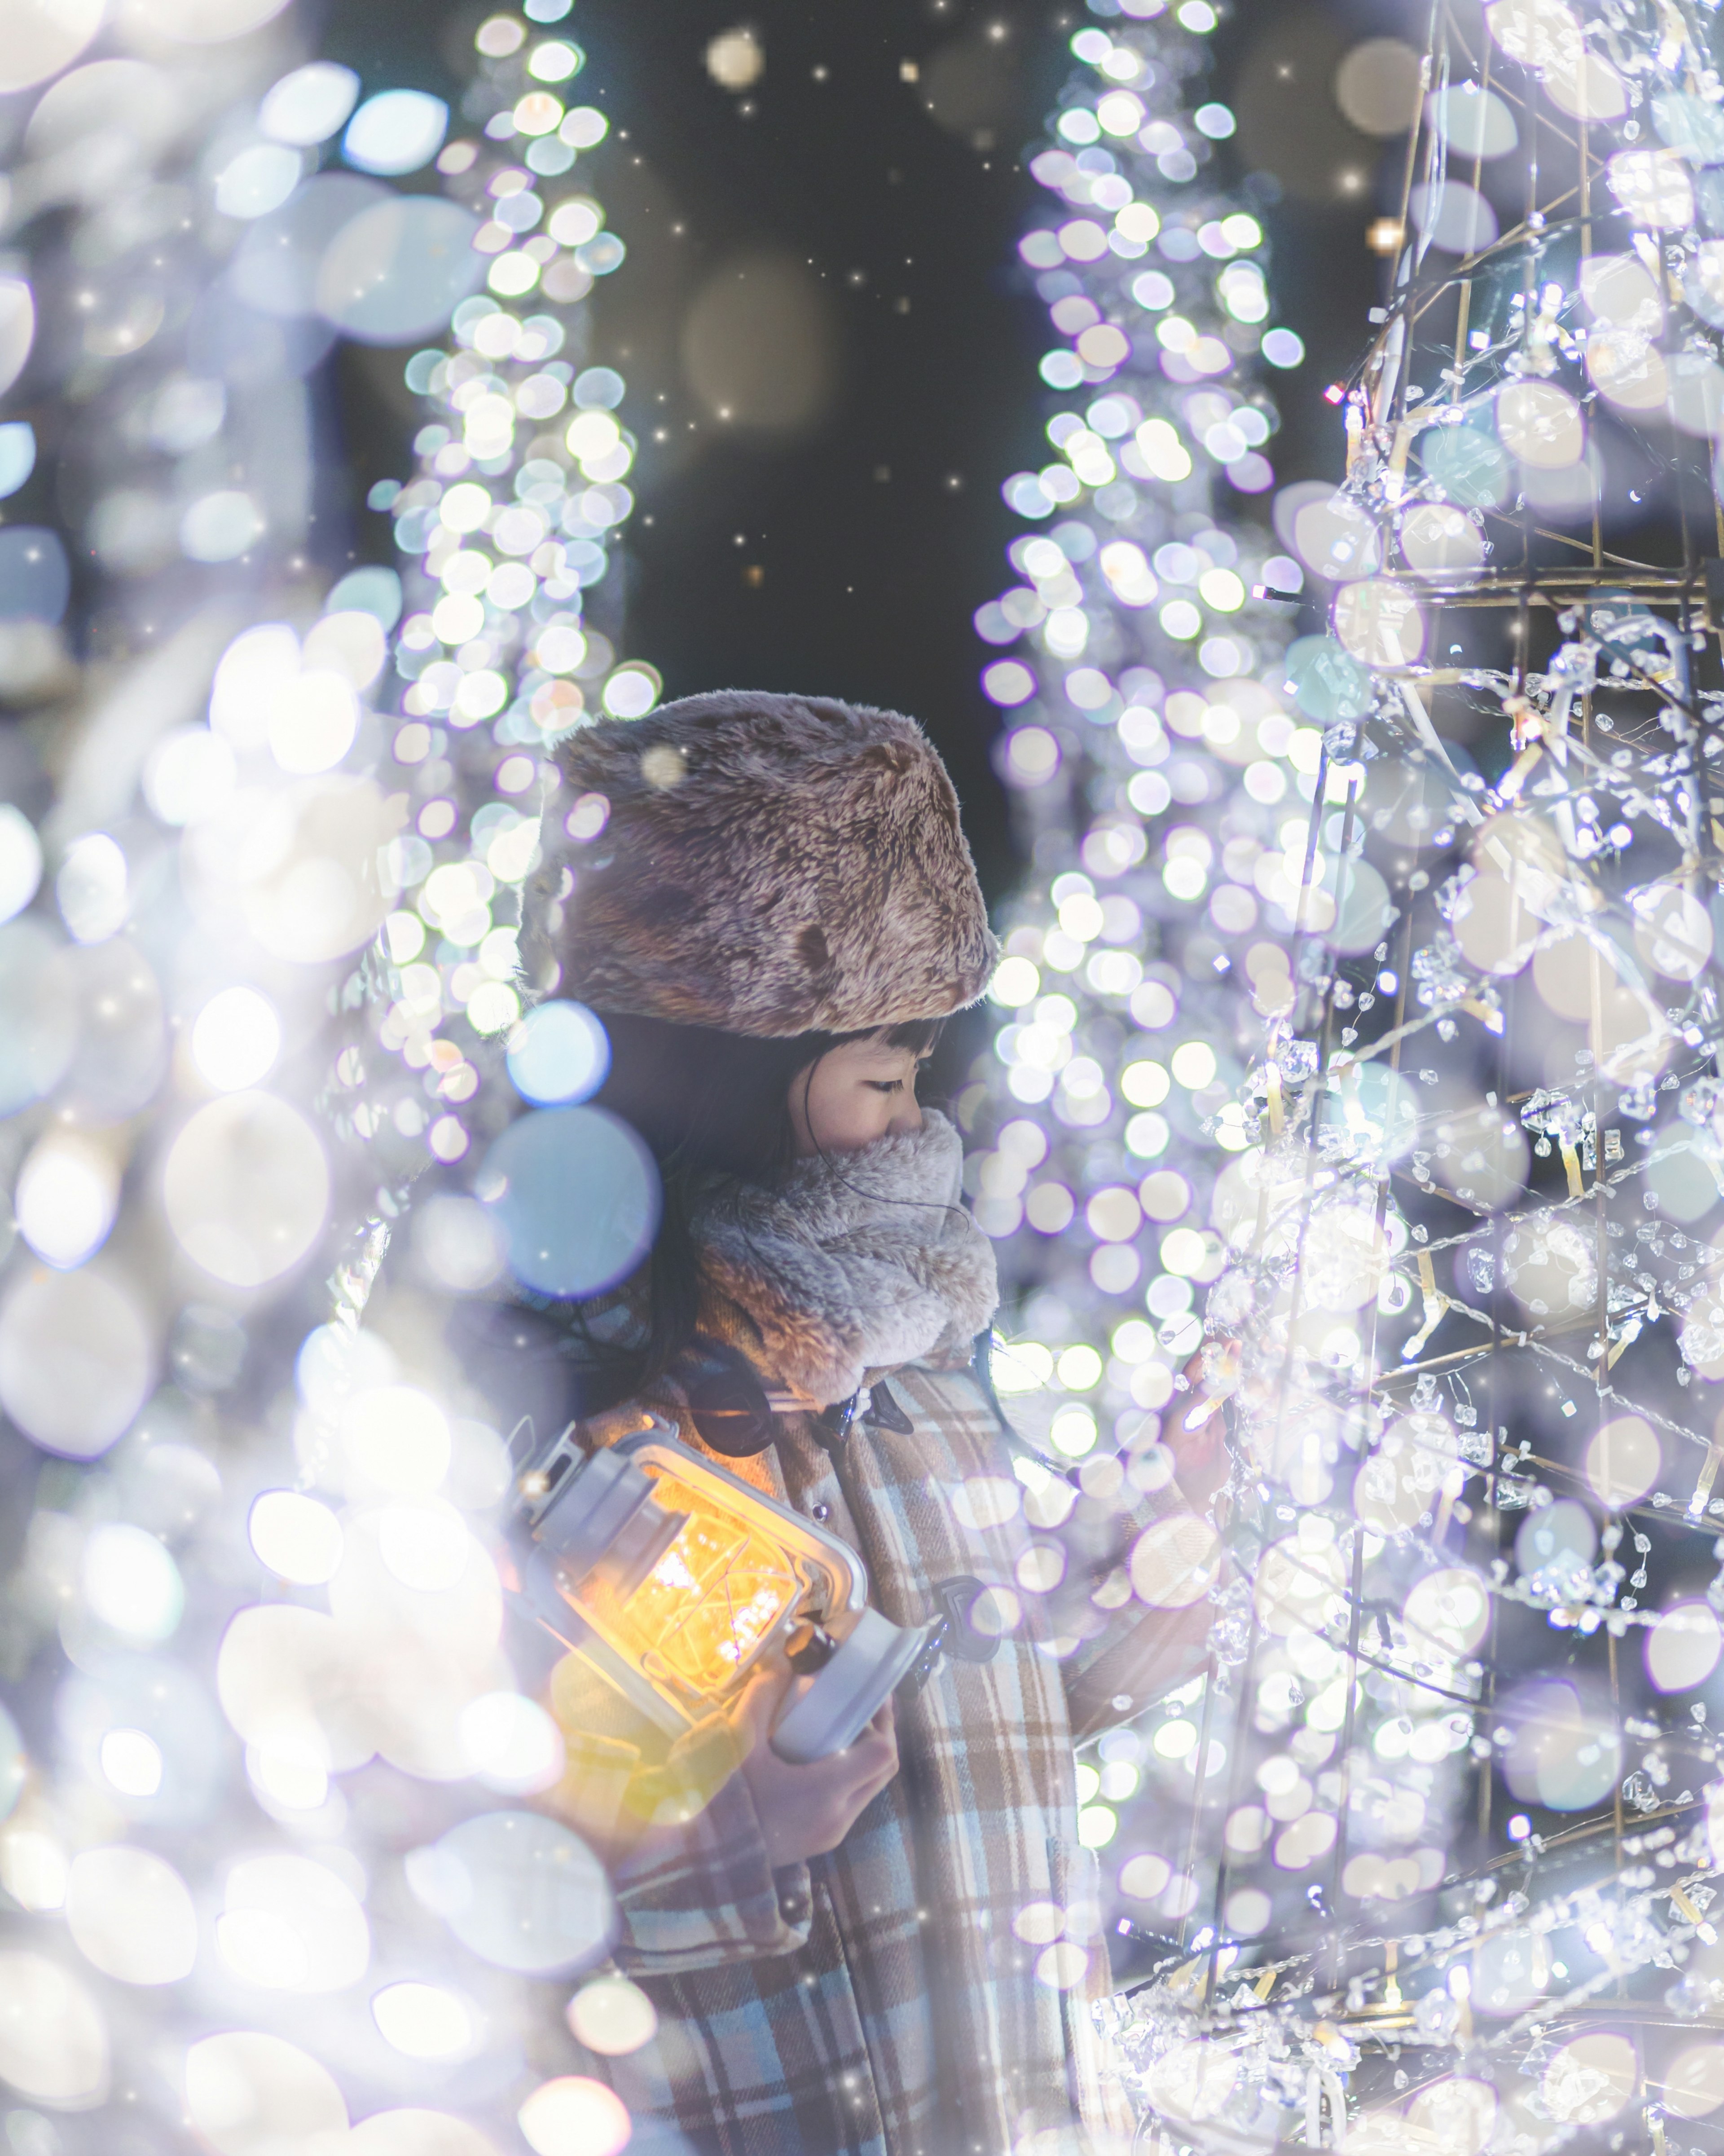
[322,0,1411,904]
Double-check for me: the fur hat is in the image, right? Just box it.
[539,689,998,1037]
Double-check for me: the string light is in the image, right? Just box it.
[977,0,1724,2143]
[0,4,640,2146]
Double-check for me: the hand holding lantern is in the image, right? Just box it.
[735,1674,900,1865]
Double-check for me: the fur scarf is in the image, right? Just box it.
[687,1111,998,1408]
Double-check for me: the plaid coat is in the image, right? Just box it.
[544,1309,1213,2156]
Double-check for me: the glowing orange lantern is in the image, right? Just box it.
[517,1417,929,1762]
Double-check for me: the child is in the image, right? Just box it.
[495,691,1220,2156]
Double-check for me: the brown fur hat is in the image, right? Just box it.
[540,689,998,1037]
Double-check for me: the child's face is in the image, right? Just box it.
[787,1035,927,1157]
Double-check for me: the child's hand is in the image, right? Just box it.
[735,1670,899,1868]
[1162,1349,1231,1512]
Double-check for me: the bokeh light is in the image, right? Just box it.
[518,2077,634,2156]
[82,1523,185,1641]
[566,1975,659,2055]
[481,1104,660,1296]
[343,88,449,175]
[249,1489,345,1584]
[410,1810,614,1974]
[0,1268,154,1460]
[164,1092,330,1285]
[371,1981,477,2061]
[192,986,283,1091]
[185,2031,348,2152]
[0,1953,108,2108]
[65,1846,198,1985]
[15,1131,120,1268]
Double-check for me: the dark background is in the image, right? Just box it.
[321,0,1415,904]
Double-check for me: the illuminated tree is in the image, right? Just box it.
[0,9,652,2152]
[959,0,1320,1948]
[1026,0,1724,2145]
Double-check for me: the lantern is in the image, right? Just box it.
[516,1415,930,1762]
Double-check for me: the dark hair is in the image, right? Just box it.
[586,1009,943,1393]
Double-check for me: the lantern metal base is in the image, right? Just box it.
[770,1607,934,1764]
